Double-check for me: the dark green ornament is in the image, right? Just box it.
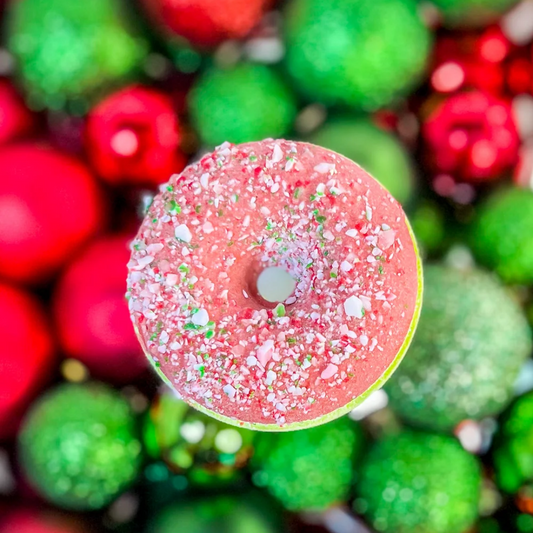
[144,392,255,486]
[386,265,532,431]
[493,392,533,494]
[149,494,281,533]
[410,200,447,255]
[431,0,520,27]
[189,63,297,146]
[19,383,142,510]
[7,0,147,111]
[354,430,481,533]
[307,118,415,204]
[251,416,363,511]
[471,187,533,285]
[284,0,432,111]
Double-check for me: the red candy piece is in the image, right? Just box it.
[141,0,272,48]
[0,144,106,284]
[423,91,519,183]
[54,235,147,383]
[0,284,54,439]
[85,85,185,188]
[128,140,422,430]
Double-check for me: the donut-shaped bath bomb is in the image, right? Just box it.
[127,140,422,430]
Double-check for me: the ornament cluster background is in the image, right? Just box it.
[2,0,533,532]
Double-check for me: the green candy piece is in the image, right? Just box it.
[7,0,147,111]
[251,416,362,511]
[386,265,532,431]
[19,383,142,510]
[143,392,255,486]
[493,392,533,493]
[431,0,520,26]
[189,63,297,147]
[150,495,280,533]
[284,0,432,111]
[308,118,415,204]
[471,187,533,285]
[355,430,481,533]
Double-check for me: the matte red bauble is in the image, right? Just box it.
[0,284,54,439]
[53,235,147,383]
[0,144,106,284]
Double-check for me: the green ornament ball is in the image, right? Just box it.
[409,201,447,255]
[386,265,532,431]
[284,0,432,111]
[19,382,142,511]
[143,392,255,486]
[189,63,297,147]
[7,0,147,111]
[251,416,363,511]
[431,0,520,27]
[493,391,533,493]
[354,430,481,533]
[149,494,280,533]
[308,118,415,204]
[471,187,533,285]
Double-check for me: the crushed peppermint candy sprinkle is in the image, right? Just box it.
[127,139,419,428]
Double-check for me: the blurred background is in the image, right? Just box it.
[2,0,533,532]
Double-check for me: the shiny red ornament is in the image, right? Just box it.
[423,91,519,183]
[430,26,533,97]
[0,284,54,439]
[86,85,185,187]
[53,234,147,383]
[0,81,34,145]
[0,144,106,284]
[141,0,272,48]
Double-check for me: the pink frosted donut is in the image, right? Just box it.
[127,140,422,430]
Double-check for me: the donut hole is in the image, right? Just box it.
[255,267,296,304]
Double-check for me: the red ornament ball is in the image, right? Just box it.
[53,234,147,383]
[0,509,85,533]
[85,85,185,188]
[141,0,272,48]
[0,144,106,284]
[0,283,54,439]
[0,81,34,146]
[423,91,519,183]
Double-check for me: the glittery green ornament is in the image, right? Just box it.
[150,494,281,533]
[284,0,432,111]
[7,0,147,111]
[308,118,415,204]
[470,188,533,285]
[143,392,255,486]
[354,430,481,533]
[251,416,363,511]
[189,63,297,147]
[493,392,533,493]
[386,265,532,432]
[19,383,142,510]
[431,0,520,27]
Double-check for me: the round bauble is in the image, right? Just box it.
[251,416,363,511]
[470,187,533,285]
[189,63,297,147]
[7,0,147,110]
[53,235,147,383]
[386,264,532,431]
[0,284,54,439]
[0,144,105,284]
[308,118,415,204]
[354,430,481,533]
[19,383,142,510]
[85,85,185,187]
[284,0,432,110]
